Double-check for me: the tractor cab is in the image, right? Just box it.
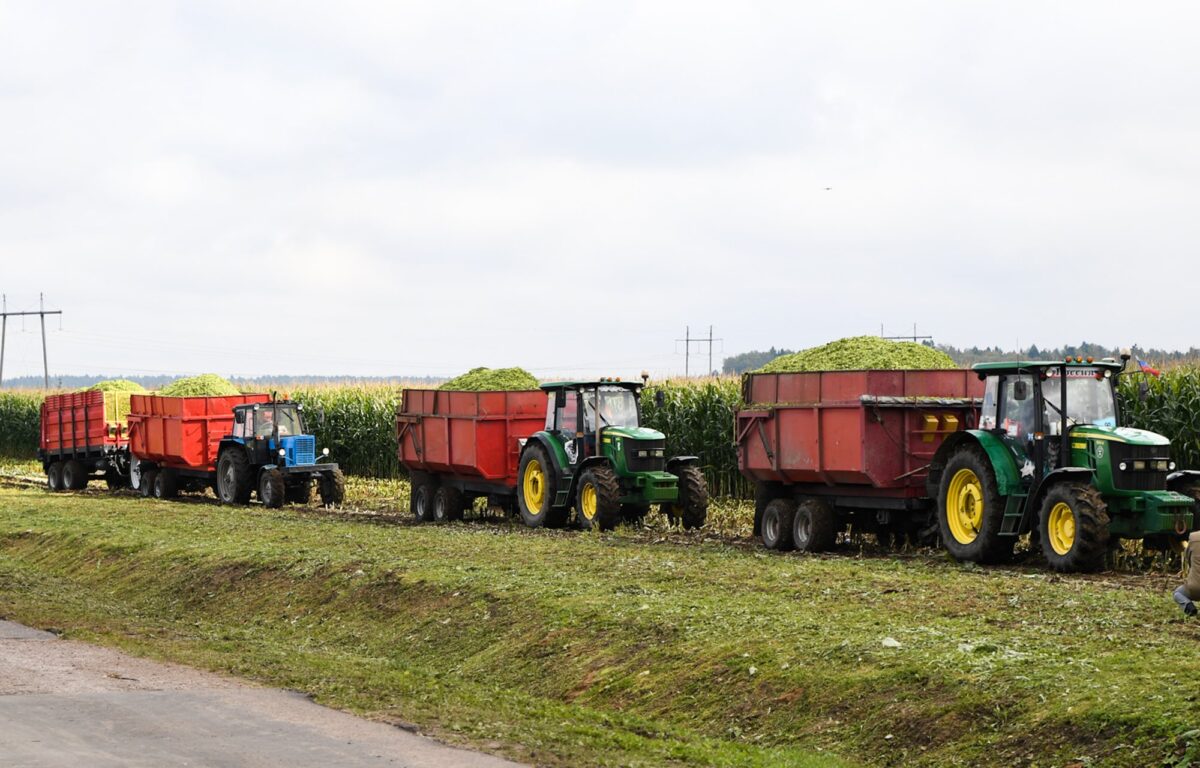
[540,380,665,469]
[230,401,321,469]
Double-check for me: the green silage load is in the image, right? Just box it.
[757,336,957,373]
[438,367,539,391]
[158,374,242,397]
[81,378,148,423]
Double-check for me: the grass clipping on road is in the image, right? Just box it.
[0,488,1195,767]
[758,336,957,373]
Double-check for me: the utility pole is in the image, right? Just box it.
[676,325,724,378]
[0,293,63,389]
[881,322,933,344]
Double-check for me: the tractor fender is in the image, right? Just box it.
[1168,470,1200,489]
[217,438,253,464]
[666,455,699,474]
[1027,467,1095,519]
[521,432,576,504]
[927,430,1022,498]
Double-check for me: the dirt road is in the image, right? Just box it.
[0,620,524,767]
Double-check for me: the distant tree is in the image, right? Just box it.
[722,348,794,374]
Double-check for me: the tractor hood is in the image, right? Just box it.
[1071,425,1170,447]
[602,426,666,441]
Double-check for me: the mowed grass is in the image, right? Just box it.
[1,487,1199,767]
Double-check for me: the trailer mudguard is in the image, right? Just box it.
[929,430,1022,497]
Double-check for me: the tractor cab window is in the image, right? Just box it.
[274,406,302,437]
[1041,372,1118,432]
[583,387,640,431]
[233,409,250,439]
[252,406,301,440]
[555,392,579,435]
[979,377,999,430]
[999,375,1036,440]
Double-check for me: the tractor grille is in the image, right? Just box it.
[625,439,666,473]
[293,436,316,466]
[1109,442,1169,491]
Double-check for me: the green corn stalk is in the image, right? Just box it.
[0,392,45,459]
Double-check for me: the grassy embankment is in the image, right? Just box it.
[1,485,1199,767]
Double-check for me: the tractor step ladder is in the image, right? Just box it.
[999,493,1028,535]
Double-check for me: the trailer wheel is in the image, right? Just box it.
[46,462,64,492]
[140,468,158,499]
[576,466,622,531]
[667,466,708,529]
[259,468,285,509]
[793,498,836,552]
[318,468,346,507]
[217,449,252,505]
[754,482,785,536]
[1039,482,1109,573]
[761,498,797,551]
[62,459,87,491]
[411,478,436,522]
[518,446,557,528]
[937,447,1007,564]
[285,480,312,505]
[153,469,178,500]
[433,485,465,523]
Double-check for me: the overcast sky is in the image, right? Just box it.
[2,1,1198,380]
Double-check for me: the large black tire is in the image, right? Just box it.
[319,468,346,507]
[433,485,465,523]
[518,445,562,528]
[62,459,87,491]
[937,447,1008,564]
[153,469,178,500]
[793,498,837,552]
[259,468,285,509]
[411,477,436,522]
[46,462,64,492]
[140,468,158,499]
[217,449,253,505]
[575,465,622,531]
[761,498,797,551]
[1039,482,1109,573]
[754,482,784,536]
[285,479,313,505]
[667,466,708,529]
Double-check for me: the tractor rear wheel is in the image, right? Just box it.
[575,466,622,531]
[937,447,1008,564]
[411,477,436,522]
[433,485,465,523]
[319,468,346,507]
[667,466,708,529]
[259,468,285,509]
[1039,483,1109,573]
[761,498,797,551]
[793,498,837,552]
[46,462,64,492]
[62,459,87,491]
[518,446,556,528]
[217,449,252,505]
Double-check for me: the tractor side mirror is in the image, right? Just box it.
[1013,381,1030,401]
[555,390,567,409]
[654,389,665,408]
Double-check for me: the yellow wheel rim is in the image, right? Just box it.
[523,458,545,514]
[946,468,984,545]
[580,482,597,520]
[1047,501,1076,556]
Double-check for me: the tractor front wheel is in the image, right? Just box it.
[319,469,346,507]
[667,466,709,529]
[937,448,1007,563]
[576,466,621,531]
[259,468,285,509]
[1039,483,1109,573]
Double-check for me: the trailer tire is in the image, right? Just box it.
[1039,482,1109,573]
[754,482,785,536]
[433,485,465,523]
[153,469,178,500]
[937,447,1008,564]
[46,462,64,492]
[285,480,312,505]
[217,449,253,505]
[411,478,436,522]
[319,468,346,507]
[794,498,836,552]
[518,445,557,528]
[761,498,797,551]
[62,459,87,491]
[140,469,158,499]
[667,466,708,529]
[576,465,622,531]
[259,468,285,509]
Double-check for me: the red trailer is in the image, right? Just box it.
[397,388,546,522]
[736,369,983,551]
[126,393,270,497]
[39,390,132,491]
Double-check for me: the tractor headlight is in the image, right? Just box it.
[278,448,287,458]
[637,450,649,458]
[1157,460,1170,471]
[1134,461,1147,471]
[654,450,664,457]
[1119,462,1128,471]
[322,448,330,456]
[1170,461,1177,471]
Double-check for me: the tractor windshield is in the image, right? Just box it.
[257,405,303,439]
[1041,373,1117,431]
[583,387,640,430]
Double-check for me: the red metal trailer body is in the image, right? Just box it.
[737,369,983,547]
[127,393,270,472]
[397,389,546,492]
[40,391,129,458]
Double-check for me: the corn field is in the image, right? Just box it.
[1118,370,1200,471]
[640,377,747,497]
[0,392,42,459]
[290,385,402,478]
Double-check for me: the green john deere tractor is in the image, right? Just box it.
[928,356,1196,572]
[516,380,708,531]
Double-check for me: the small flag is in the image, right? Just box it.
[1137,359,1162,378]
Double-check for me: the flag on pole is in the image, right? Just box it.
[1137,359,1162,377]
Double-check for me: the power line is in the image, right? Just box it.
[675,325,723,377]
[0,293,63,389]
